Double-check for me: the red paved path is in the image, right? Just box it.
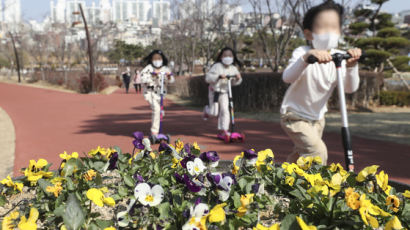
[0,82,409,183]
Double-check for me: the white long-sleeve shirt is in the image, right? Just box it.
[280,46,360,120]
[205,63,242,93]
[140,64,175,94]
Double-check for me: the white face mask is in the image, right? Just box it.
[152,60,163,68]
[312,33,340,50]
[222,57,233,66]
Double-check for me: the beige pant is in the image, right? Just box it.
[204,88,230,131]
[144,91,161,134]
[280,112,328,165]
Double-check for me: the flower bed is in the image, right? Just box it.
[0,132,409,230]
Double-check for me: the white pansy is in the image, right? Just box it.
[186,158,206,176]
[246,157,257,166]
[182,203,209,230]
[134,183,164,206]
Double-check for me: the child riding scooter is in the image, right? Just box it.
[203,47,244,142]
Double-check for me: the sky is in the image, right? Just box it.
[18,0,409,22]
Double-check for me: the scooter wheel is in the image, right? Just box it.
[166,134,171,144]
[240,132,246,143]
[224,134,231,144]
[149,135,157,144]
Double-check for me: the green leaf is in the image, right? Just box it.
[61,158,78,177]
[158,202,171,220]
[119,186,128,197]
[38,178,53,195]
[0,195,7,207]
[66,177,75,191]
[280,214,299,230]
[95,219,113,228]
[233,192,241,208]
[158,177,170,187]
[63,193,85,230]
[124,174,135,188]
[238,178,247,190]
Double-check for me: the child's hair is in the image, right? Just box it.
[143,49,169,66]
[302,0,344,31]
[215,47,242,67]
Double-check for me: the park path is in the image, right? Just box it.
[0,82,409,184]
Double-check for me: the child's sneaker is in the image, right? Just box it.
[202,108,209,121]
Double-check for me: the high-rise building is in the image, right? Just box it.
[86,1,100,24]
[152,0,170,26]
[51,0,66,23]
[0,0,3,22]
[99,0,111,23]
[112,0,152,23]
[3,0,21,24]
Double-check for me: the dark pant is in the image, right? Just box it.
[122,75,131,93]
[134,84,142,93]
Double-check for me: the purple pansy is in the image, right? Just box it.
[184,144,191,155]
[174,173,184,184]
[199,151,220,163]
[180,155,196,168]
[243,149,258,159]
[206,173,222,185]
[108,152,119,170]
[183,174,202,193]
[132,132,145,150]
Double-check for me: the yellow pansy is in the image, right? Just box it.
[256,149,274,171]
[296,216,317,230]
[23,159,53,186]
[88,146,105,156]
[356,165,379,182]
[59,151,79,160]
[83,169,97,181]
[18,207,39,230]
[171,157,182,168]
[376,170,392,195]
[232,154,243,175]
[329,163,348,176]
[208,203,227,223]
[46,182,63,198]
[345,187,360,210]
[304,173,325,187]
[104,227,116,230]
[236,194,254,217]
[282,162,305,176]
[86,188,116,207]
[296,156,313,170]
[175,139,184,152]
[285,176,295,186]
[1,176,24,192]
[326,173,346,196]
[359,194,390,228]
[50,177,65,184]
[149,152,157,159]
[253,223,280,230]
[2,210,19,230]
[403,190,410,198]
[386,195,400,213]
[192,142,200,151]
[307,184,329,196]
[385,216,403,230]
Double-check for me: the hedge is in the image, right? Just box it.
[169,71,384,111]
[379,91,410,106]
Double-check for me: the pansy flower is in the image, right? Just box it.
[17,208,39,230]
[187,158,206,176]
[199,151,220,167]
[1,176,23,192]
[134,183,164,207]
[207,172,235,201]
[23,159,53,186]
[86,188,116,207]
[132,132,145,150]
[180,155,196,168]
[183,174,203,193]
[182,203,209,230]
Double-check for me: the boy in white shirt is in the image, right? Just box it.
[280,0,362,165]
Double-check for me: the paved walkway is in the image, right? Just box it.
[0,82,409,183]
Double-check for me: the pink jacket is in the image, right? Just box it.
[134,71,142,84]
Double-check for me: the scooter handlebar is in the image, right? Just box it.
[307,53,352,64]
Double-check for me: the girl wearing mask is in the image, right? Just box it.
[141,50,175,136]
[203,47,242,138]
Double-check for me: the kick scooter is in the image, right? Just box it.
[307,52,356,172]
[217,75,245,143]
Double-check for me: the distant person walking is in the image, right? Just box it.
[133,68,142,94]
[122,67,131,94]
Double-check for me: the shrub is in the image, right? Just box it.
[78,73,108,94]
[379,91,410,106]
